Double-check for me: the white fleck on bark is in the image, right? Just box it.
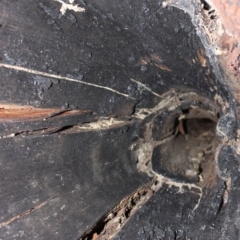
[53,0,85,15]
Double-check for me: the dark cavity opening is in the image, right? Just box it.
[152,108,218,182]
[200,0,211,10]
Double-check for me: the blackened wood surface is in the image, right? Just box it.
[0,123,149,239]
[0,0,225,115]
[0,0,239,240]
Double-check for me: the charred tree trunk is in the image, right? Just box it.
[0,0,239,239]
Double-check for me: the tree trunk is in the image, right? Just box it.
[0,0,239,239]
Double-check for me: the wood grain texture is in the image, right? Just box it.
[0,0,239,239]
[0,123,149,239]
[0,0,222,114]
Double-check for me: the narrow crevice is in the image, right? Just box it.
[42,109,74,119]
[216,180,231,216]
[0,194,64,228]
[0,118,135,138]
[0,126,65,139]
[79,180,156,240]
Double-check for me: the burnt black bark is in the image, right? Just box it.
[0,0,239,239]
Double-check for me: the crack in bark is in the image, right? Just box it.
[0,118,135,138]
[79,180,156,240]
[0,63,134,99]
[0,187,81,228]
[78,169,202,240]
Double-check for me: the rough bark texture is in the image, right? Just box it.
[0,0,239,239]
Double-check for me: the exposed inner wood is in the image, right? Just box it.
[0,105,88,121]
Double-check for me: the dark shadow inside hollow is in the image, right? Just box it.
[152,108,218,182]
